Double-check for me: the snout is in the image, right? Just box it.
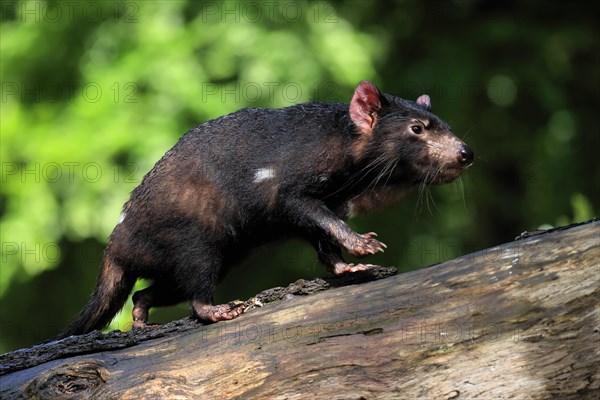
[420,136,474,184]
[458,145,474,167]
[431,142,474,184]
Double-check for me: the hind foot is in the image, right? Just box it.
[132,320,162,330]
[328,261,377,275]
[191,300,246,323]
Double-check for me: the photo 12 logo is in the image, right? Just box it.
[2,242,61,265]
[1,82,139,104]
[201,81,339,104]
[3,1,139,23]
[199,1,338,24]
[1,162,141,185]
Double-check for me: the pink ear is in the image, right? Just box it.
[350,81,382,134]
[416,94,431,110]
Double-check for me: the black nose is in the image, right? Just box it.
[458,145,474,166]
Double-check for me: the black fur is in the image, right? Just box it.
[61,81,473,336]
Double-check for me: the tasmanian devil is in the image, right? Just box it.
[61,81,473,337]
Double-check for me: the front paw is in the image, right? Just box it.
[331,262,377,275]
[347,232,387,257]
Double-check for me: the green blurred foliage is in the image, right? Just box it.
[1,0,598,352]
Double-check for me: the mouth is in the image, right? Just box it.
[429,164,470,184]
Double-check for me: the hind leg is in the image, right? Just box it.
[179,256,246,323]
[190,299,246,323]
[132,282,184,329]
[188,278,246,323]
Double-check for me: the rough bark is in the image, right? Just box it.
[1,219,598,399]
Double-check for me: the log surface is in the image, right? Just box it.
[1,219,598,399]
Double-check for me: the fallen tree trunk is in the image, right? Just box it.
[1,219,598,399]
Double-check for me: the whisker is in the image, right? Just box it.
[458,176,468,212]
[423,168,435,215]
[334,154,392,201]
[383,161,398,187]
[350,157,395,201]
[427,186,438,214]
[415,168,431,216]
[462,127,474,141]
[323,151,388,198]
[423,142,445,151]
[370,159,395,189]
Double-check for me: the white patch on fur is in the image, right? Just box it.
[117,212,126,225]
[253,167,275,183]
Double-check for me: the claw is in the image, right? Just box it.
[193,301,246,323]
[132,320,161,330]
[338,263,376,274]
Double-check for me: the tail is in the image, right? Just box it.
[59,256,135,338]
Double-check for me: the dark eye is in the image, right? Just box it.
[410,125,422,134]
